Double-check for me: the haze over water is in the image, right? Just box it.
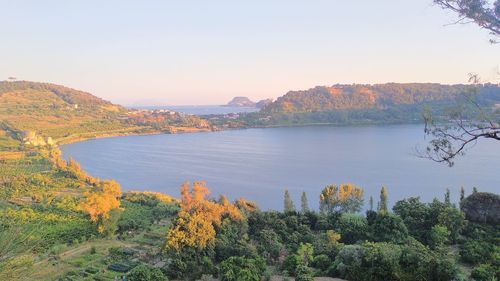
[61,124,500,210]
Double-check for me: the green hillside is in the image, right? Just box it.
[262,83,500,113]
[0,81,211,145]
[213,83,500,128]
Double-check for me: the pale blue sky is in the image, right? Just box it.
[1,1,498,105]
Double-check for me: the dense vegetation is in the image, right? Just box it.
[210,83,500,128]
[1,81,499,280]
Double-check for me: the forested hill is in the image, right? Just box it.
[0,81,211,144]
[261,83,500,113]
[0,81,119,109]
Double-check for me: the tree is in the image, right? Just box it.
[165,181,243,251]
[470,263,497,281]
[393,197,432,243]
[296,243,314,266]
[219,256,266,281]
[444,188,451,205]
[319,183,364,214]
[371,213,409,244]
[295,264,313,281]
[429,225,450,249]
[300,192,309,213]
[460,192,500,224]
[128,264,167,281]
[433,0,499,43]
[460,187,465,202]
[335,213,368,244]
[369,195,374,211]
[421,75,500,166]
[79,180,122,234]
[284,189,295,213]
[378,186,388,214]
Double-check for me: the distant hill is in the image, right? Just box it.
[225,96,256,107]
[255,98,273,108]
[0,81,211,144]
[217,83,500,128]
[262,83,500,113]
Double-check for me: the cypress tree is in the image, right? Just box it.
[284,189,295,213]
[444,188,451,205]
[378,186,388,214]
[301,191,309,213]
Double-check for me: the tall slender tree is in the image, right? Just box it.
[284,189,295,213]
[300,191,309,213]
[444,188,451,205]
[378,186,388,214]
[369,196,374,211]
[460,187,465,202]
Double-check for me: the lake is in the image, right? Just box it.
[61,124,500,211]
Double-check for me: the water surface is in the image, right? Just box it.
[61,125,500,210]
[130,105,259,115]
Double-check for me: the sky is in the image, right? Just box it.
[1,1,498,105]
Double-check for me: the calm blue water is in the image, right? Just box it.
[130,105,259,115]
[61,125,500,211]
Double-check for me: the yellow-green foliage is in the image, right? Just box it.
[124,191,176,205]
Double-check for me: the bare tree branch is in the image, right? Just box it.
[419,75,500,166]
[434,0,500,42]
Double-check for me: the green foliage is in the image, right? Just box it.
[295,264,314,281]
[370,213,409,244]
[284,189,295,213]
[300,191,309,213]
[219,256,266,281]
[378,186,389,214]
[393,197,432,243]
[215,220,257,262]
[311,254,331,273]
[460,240,496,265]
[0,225,38,280]
[296,243,314,266]
[429,225,450,249]
[461,192,500,225]
[128,264,167,281]
[253,228,282,262]
[470,264,498,281]
[335,213,368,244]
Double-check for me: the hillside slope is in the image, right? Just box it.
[262,83,500,113]
[0,81,211,144]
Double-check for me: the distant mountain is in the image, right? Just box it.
[255,98,273,108]
[225,97,256,107]
[261,83,500,113]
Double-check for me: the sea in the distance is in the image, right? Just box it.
[61,124,500,211]
[130,105,259,115]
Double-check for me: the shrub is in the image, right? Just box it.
[219,256,266,281]
[460,240,495,265]
[336,213,368,244]
[295,264,314,281]
[128,264,167,281]
[470,264,497,281]
[370,213,409,244]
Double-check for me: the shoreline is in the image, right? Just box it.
[56,120,426,147]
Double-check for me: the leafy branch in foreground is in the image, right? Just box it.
[420,75,500,166]
[0,225,41,280]
[434,0,500,43]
